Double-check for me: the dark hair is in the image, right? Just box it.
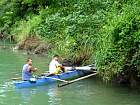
[53,54,59,58]
[27,57,32,62]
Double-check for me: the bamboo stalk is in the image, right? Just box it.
[58,72,97,87]
[45,77,68,83]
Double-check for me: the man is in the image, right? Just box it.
[49,55,65,74]
[22,58,37,81]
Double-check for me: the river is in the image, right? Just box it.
[0,48,140,105]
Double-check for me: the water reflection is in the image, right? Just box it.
[16,88,32,104]
[47,84,62,105]
[15,84,62,105]
[0,81,13,94]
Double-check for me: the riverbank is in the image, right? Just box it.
[1,34,140,89]
[1,37,140,88]
[15,37,51,55]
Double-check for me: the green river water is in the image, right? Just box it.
[0,48,140,105]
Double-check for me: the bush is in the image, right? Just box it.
[96,0,140,81]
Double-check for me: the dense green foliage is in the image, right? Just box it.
[1,0,140,84]
[96,0,140,83]
[0,0,104,64]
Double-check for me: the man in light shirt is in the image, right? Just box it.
[49,55,65,74]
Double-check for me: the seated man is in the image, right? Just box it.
[49,55,65,75]
[22,58,37,81]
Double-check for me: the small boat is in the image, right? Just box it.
[14,70,93,88]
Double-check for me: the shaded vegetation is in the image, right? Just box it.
[1,0,140,86]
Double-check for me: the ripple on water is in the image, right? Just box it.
[0,89,6,98]
[0,80,14,96]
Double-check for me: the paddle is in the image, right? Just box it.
[45,77,68,83]
[11,74,69,83]
[11,77,22,80]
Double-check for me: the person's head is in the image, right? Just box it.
[27,58,32,65]
[53,54,59,61]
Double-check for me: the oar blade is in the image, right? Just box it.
[11,77,22,80]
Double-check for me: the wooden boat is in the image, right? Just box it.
[13,69,93,88]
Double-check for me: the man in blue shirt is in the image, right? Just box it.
[22,58,37,81]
